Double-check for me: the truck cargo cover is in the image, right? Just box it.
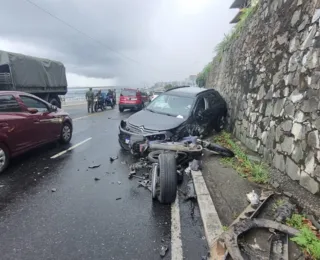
[0,50,67,88]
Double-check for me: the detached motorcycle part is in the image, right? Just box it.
[198,139,234,157]
[147,150,188,163]
[149,142,202,153]
[151,163,158,199]
[205,143,234,157]
[158,152,177,204]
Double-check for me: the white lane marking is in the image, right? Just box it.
[50,137,92,159]
[62,102,87,107]
[191,170,223,248]
[73,115,90,121]
[171,195,183,260]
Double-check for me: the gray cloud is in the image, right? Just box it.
[0,0,236,85]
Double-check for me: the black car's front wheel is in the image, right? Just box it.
[215,115,226,132]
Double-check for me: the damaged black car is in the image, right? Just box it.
[118,86,227,151]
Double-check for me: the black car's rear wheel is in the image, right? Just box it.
[119,107,124,113]
[0,143,9,173]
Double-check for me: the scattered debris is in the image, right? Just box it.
[159,245,168,257]
[220,218,299,260]
[116,197,121,200]
[130,160,149,171]
[185,179,197,201]
[121,161,127,165]
[130,175,146,180]
[94,177,100,181]
[274,202,294,223]
[201,256,208,260]
[184,166,191,176]
[117,181,121,185]
[246,190,260,207]
[283,191,293,198]
[190,159,201,171]
[44,167,49,170]
[307,215,320,230]
[51,188,57,192]
[271,180,280,189]
[138,180,151,191]
[89,164,101,169]
[110,156,118,162]
[0,185,4,188]
[260,190,274,201]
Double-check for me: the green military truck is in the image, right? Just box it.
[0,50,67,108]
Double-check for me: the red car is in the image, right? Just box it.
[0,91,73,173]
[118,89,150,112]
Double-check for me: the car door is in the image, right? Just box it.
[0,94,37,154]
[189,94,211,135]
[19,95,61,143]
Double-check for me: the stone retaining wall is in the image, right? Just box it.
[206,0,320,194]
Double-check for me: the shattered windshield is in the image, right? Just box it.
[146,94,194,118]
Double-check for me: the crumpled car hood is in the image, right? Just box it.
[127,109,187,131]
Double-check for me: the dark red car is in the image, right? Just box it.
[118,89,150,112]
[0,91,73,173]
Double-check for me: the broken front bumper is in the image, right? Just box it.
[118,120,172,149]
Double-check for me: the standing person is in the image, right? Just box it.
[85,87,94,113]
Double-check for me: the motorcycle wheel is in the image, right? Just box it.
[94,103,98,112]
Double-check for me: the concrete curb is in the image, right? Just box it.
[191,170,223,249]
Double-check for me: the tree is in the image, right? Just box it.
[196,62,212,88]
[164,84,173,90]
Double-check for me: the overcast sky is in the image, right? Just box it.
[0,0,236,87]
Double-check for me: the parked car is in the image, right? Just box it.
[0,91,73,173]
[118,86,227,150]
[118,88,149,112]
[151,91,163,101]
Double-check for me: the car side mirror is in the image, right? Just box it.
[28,108,38,114]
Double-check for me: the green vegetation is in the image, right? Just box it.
[164,84,173,90]
[196,62,212,88]
[222,225,229,231]
[272,199,285,211]
[213,131,269,184]
[214,3,259,59]
[287,214,320,260]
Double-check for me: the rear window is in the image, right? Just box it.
[121,90,137,96]
[0,95,21,112]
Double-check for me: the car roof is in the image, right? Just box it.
[0,91,33,96]
[165,86,213,97]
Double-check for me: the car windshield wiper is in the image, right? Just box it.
[147,108,177,117]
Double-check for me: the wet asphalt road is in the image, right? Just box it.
[0,104,208,260]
